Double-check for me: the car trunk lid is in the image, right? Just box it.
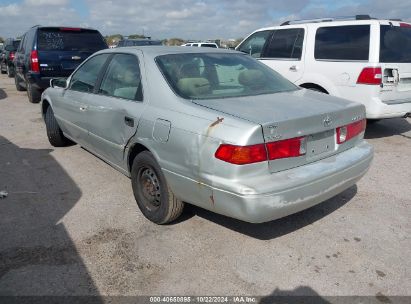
[194,89,366,172]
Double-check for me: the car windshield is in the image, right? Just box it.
[156,53,297,100]
[380,25,411,63]
[37,28,107,52]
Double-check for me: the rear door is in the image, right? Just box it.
[260,27,306,83]
[379,22,411,103]
[36,27,107,78]
[85,52,146,167]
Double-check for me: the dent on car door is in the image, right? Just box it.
[86,52,145,168]
[55,53,111,144]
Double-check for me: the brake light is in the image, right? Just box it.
[400,23,411,28]
[357,67,382,85]
[60,27,81,31]
[266,137,306,160]
[30,50,40,73]
[215,136,306,165]
[9,52,14,60]
[215,143,267,165]
[336,119,366,144]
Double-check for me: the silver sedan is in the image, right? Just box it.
[41,46,373,224]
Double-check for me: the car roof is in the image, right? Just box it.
[95,46,239,57]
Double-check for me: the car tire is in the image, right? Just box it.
[6,65,14,78]
[27,81,41,103]
[1,64,6,74]
[45,106,70,147]
[14,74,25,91]
[131,151,184,224]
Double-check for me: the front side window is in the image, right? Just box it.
[99,54,143,101]
[380,25,411,63]
[315,25,370,61]
[70,54,110,93]
[237,30,272,58]
[156,53,297,100]
[264,28,304,60]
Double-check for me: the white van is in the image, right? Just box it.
[236,15,411,119]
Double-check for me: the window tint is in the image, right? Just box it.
[156,53,297,100]
[99,54,143,101]
[12,40,20,50]
[37,28,107,52]
[315,25,370,61]
[380,25,411,63]
[200,44,217,48]
[70,54,110,93]
[237,30,272,58]
[265,28,304,59]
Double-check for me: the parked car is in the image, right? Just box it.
[117,38,162,47]
[41,47,373,224]
[1,38,21,77]
[236,15,411,120]
[14,26,107,103]
[182,42,218,48]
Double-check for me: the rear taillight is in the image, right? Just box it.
[266,137,306,160]
[336,119,366,144]
[215,143,267,165]
[357,67,382,85]
[30,50,40,73]
[215,136,306,165]
[9,52,15,60]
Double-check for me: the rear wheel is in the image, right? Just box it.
[131,151,184,224]
[6,65,14,78]
[27,81,41,103]
[14,74,25,91]
[45,106,70,147]
[1,63,6,74]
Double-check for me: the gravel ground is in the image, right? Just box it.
[0,75,410,301]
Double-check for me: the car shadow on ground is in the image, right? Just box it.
[0,88,7,100]
[365,118,411,139]
[185,185,357,240]
[259,286,331,303]
[0,136,102,299]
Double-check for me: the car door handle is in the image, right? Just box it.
[289,65,298,72]
[79,106,88,111]
[124,116,134,127]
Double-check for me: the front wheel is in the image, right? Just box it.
[45,106,71,147]
[7,65,14,78]
[27,81,41,103]
[131,151,184,224]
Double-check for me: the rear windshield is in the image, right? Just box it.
[200,44,217,48]
[156,53,297,100]
[37,28,107,52]
[12,40,20,50]
[380,25,411,63]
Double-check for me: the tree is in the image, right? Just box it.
[128,34,147,39]
[105,34,123,46]
[164,38,185,46]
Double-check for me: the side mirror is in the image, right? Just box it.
[50,78,68,89]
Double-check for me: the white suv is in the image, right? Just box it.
[236,15,411,119]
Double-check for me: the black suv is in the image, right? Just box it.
[117,38,162,47]
[0,38,20,77]
[14,26,108,103]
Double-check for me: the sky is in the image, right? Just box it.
[0,0,410,40]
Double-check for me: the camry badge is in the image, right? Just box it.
[323,115,332,127]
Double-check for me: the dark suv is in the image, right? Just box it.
[14,26,108,103]
[0,38,20,77]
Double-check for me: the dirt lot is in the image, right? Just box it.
[0,74,410,300]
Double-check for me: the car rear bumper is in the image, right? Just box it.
[366,97,411,119]
[27,73,54,90]
[165,141,373,223]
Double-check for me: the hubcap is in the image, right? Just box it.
[139,167,161,209]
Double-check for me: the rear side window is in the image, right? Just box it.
[200,44,217,48]
[264,28,304,60]
[99,54,143,101]
[70,54,110,93]
[237,30,272,58]
[37,28,107,52]
[380,25,411,63]
[315,25,370,61]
